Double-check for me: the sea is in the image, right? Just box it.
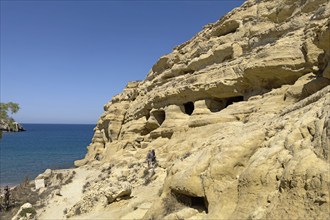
[0,124,95,186]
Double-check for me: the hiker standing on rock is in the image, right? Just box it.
[146,149,156,168]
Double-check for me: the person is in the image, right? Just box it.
[4,185,10,211]
[146,149,156,168]
[146,150,152,167]
[151,149,156,164]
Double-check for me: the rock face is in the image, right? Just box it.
[0,119,25,132]
[74,0,330,219]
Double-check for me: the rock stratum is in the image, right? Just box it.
[35,0,330,219]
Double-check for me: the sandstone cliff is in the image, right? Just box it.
[49,0,330,219]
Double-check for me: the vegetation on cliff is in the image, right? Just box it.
[0,102,24,137]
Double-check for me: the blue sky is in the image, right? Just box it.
[1,0,244,124]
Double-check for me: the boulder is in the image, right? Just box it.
[12,203,36,220]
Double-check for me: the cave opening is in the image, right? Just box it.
[225,96,244,107]
[205,99,225,112]
[183,102,195,115]
[191,196,208,212]
[152,110,166,125]
[145,110,151,120]
[171,190,208,213]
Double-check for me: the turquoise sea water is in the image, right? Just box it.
[0,124,94,186]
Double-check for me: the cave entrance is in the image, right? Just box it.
[205,99,225,112]
[152,110,166,125]
[225,96,244,107]
[191,196,208,212]
[183,102,195,115]
[172,190,208,213]
[145,109,151,120]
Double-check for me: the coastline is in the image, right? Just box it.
[0,166,80,219]
[0,123,93,188]
[0,183,18,188]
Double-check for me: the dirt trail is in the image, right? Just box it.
[38,166,99,219]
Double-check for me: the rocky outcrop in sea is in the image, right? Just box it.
[0,119,25,132]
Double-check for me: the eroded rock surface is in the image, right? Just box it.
[70,0,330,219]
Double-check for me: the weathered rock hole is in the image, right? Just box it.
[183,69,194,74]
[212,20,239,37]
[152,110,166,125]
[205,99,225,112]
[172,190,208,213]
[225,96,244,107]
[146,110,151,120]
[146,113,150,120]
[222,54,233,62]
[183,102,195,115]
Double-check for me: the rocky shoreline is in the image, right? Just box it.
[0,120,26,133]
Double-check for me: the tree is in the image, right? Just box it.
[0,102,20,118]
[0,102,20,138]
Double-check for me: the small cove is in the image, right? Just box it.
[0,124,94,186]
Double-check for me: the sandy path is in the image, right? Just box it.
[38,166,99,220]
[70,167,166,220]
